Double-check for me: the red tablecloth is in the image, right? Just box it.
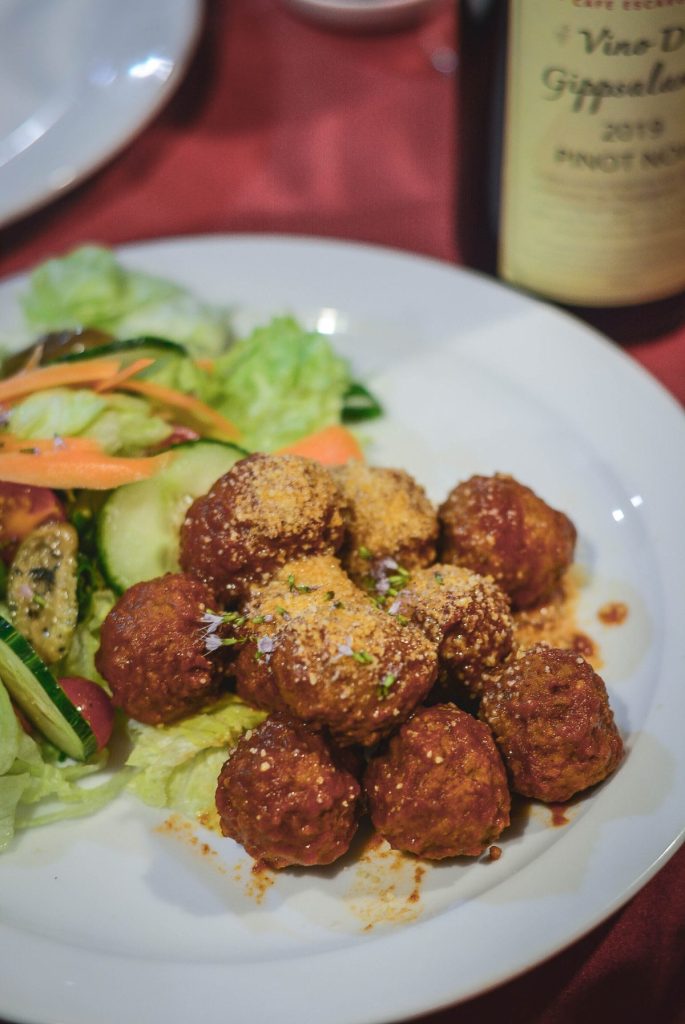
[1,2,683,1021]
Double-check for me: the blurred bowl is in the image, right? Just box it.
[281,0,442,32]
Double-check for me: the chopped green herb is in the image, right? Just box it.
[377,673,397,699]
[358,546,373,561]
[352,650,374,665]
[387,571,410,587]
[332,600,345,610]
[227,614,247,627]
[287,574,314,594]
[276,605,288,617]
[396,614,409,626]
[324,590,335,601]
[434,572,444,585]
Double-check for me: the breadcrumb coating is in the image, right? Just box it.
[180,454,345,600]
[332,463,438,585]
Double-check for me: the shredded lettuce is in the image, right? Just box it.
[126,694,266,824]
[7,388,172,455]
[80,393,172,454]
[21,245,232,357]
[139,347,214,403]
[14,246,378,455]
[0,775,29,850]
[0,673,20,774]
[211,316,352,451]
[0,678,128,851]
[9,387,106,438]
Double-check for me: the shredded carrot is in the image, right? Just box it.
[19,343,45,374]
[94,357,155,393]
[119,378,241,441]
[0,435,103,455]
[278,425,364,465]
[0,358,122,405]
[0,449,171,489]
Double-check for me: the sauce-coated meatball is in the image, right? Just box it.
[394,564,514,697]
[269,599,438,747]
[438,474,576,609]
[479,645,623,802]
[215,713,361,869]
[364,704,510,859]
[234,555,361,712]
[332,463,438,586]
[95,573,224,725]
[180,454,345,600]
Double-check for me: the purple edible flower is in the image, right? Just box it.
[335,636,354,659]
[201,611,225,634]
[257,636,275,655]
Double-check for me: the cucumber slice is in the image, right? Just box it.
[0,616,97,761]
[52,337,189,365]
[53,337,191,388]
[98,440,248,592]
[52,335,211,408]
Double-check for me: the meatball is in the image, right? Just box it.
[364,704,510,859]
[479,645,623,803]
[394,564,514,697]
[215,713,361,869]
[95,573,225,725]
[234,555,362,713]
[180,453,345,601]
[438,473,576,609]
[269,598,438,747]
[332,463,438,587]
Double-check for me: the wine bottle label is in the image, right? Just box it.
[499,3,685,307]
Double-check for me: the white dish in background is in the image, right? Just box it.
[281,0,441,32]
[0,0,201,227]
[0,235,683,1024]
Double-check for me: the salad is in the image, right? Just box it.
[0,245,382,851]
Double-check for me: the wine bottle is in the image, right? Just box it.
[456,1,685,342]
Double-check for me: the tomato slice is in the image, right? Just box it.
[0,483,65,564]
[59,676,115,751]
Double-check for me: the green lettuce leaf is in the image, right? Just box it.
[0,678,127,851]
[0,672,20,774]
[8,387,106,438]
[80,393,172,454]
[21,245,231,357]
[6,388,172,455]
[126,694,266,824]
[0,775,29,851]
[137,347,214,404]
[211,316,352,451]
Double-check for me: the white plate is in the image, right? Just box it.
[281,0,440,32]
[0,0,201,227]
[0,235,683,1024]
